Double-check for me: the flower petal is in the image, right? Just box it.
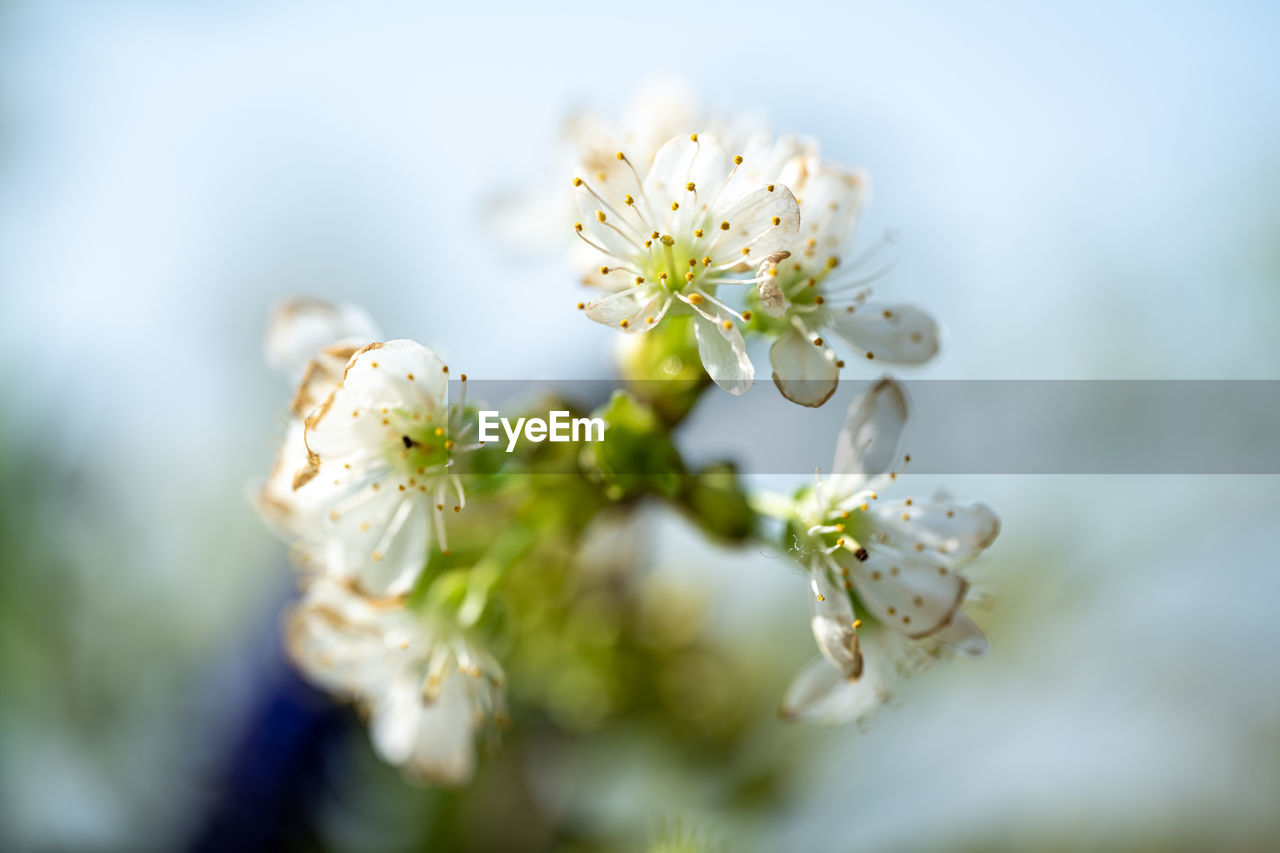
[770,326,839,408]
[583,287,669,333]
[574,184,639,260]
[828,303,940,365]
[779,650,887,725]
[403,669,479,785]
[868,497,1001,560]
[932,610,988,656]
[265,298,380,379]
[642,134,730,233]
[714,184,801,260]
[370,672,424,767]
[778,157,870,259]
[808,565,863,678]
[830,377,909,479]
[285,578,413,696]
[692,307,753,395]
[306,341,449,459]
[844,547,969,639]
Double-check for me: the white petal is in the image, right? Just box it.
[868,497,1001,560]
[779,651,887,725]
[305,340,448,459]
[353,494,431,596]
[284,578,411,696]
[770,326,839,408]
[692,308,753,395]
[265,298,380,379]
[932,610,988,656]
[713,185,801,261]
[254,419,324,541]
[642,134,730,234]
[778,157,871,258]
[828,303,939,365]
[844,547,969,639]
[574,185,639,261]
[808,566,863,678]
[830,377,909,479]
[404,669,479,785]
[583,287,669,333]
[370,673,423,767]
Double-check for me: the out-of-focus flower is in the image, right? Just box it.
[286,577,505,785]
[491,77,784,254]
[286,340,481,596]
[574,133,801,394]
[255,298,382,547]
[760,158,940,407]
[263,297,380,380]
[775,378,998,723]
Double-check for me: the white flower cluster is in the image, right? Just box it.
[775,378,997,723]
[253,80,1003,786]
[256,299,502,784]
[564,86,940,407]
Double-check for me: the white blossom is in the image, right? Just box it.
[763,158,940,407]
[286,577,505,785]
[254,299,381,550]
[573,133,802,395]
[778,378,998,723]
[287,340,481,597]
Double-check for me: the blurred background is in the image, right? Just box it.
[2,1,1278,850]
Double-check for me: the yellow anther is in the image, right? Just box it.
[741,310,752,320]
[766,184,775,191]
[572,177,583,186]
[771,216,781,226]
[694,229,703,237]
[444,439,454,450]
[670,201,679,211]
[646,316,655,324]
[596,210,606,222]
[826,256,839,269]
[685,271,695,282]
[624,194,634,205]
[814,295,825,305]
[836,538,845,547]
[702,256,712,266]
[634,276,644,285]
[615,151,625,160]
[741,247,751,255]
[651,230,660,239]
[574,222,583,232]
[688,257,697,267]
[721,320,732,330]
[866,352,875,359]
[836,360,846,368]
[686,181,696,191]
[733,154,743,165]
[689,133,698,142]
[620,318,630,328]
[599,265,609,275]
[688,293,704,305]
[719,220,730,230]
[576,301,585,309]
[816,593,826,602]
[434,427,444,436]
[853,619,862,629]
